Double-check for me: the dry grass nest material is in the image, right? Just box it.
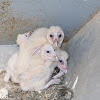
[0,69,73,100]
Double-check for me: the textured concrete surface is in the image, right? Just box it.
[0,10,100,100]
[0,0,100,44]
[65,11,100,100]
[0,45,18,68]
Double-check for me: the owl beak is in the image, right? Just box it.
[52,54,58,61]
[60,65,67,73]
[55,41,58,47]
[48,53,58,61]
[53,37,59,47]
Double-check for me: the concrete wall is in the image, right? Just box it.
[65,11,100,100]
[0,0,100,44]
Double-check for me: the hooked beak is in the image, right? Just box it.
[55,41,58,47]
[61,65,67,73]
[53,37,59,47]
[52,54,58,61]
[47,54,58,61]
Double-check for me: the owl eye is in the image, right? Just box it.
[58,34,62,38]
[59,60,63,63]
[46,51,50,53]
[59,60,64,64]
[25,34,28,37]
[50,34,53,38]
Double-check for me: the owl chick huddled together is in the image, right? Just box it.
[4,26,68,92]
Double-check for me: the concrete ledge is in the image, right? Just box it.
[0,45,18,68]
[65,11,100,100]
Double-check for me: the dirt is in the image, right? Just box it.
[0,69,73,100]
[0,0,47,45]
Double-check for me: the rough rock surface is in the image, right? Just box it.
[65,11,100,100]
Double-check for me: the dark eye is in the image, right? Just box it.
[59,60,63,63]
[50,34,53,38]
[46,51,50,53]
[58,34,62,38]
[59,60,64,64]
[25,35,28,37]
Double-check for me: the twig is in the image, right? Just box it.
[45,91,48,100]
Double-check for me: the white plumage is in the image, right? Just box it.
[4,26,67,91]
[18,49,68,91]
